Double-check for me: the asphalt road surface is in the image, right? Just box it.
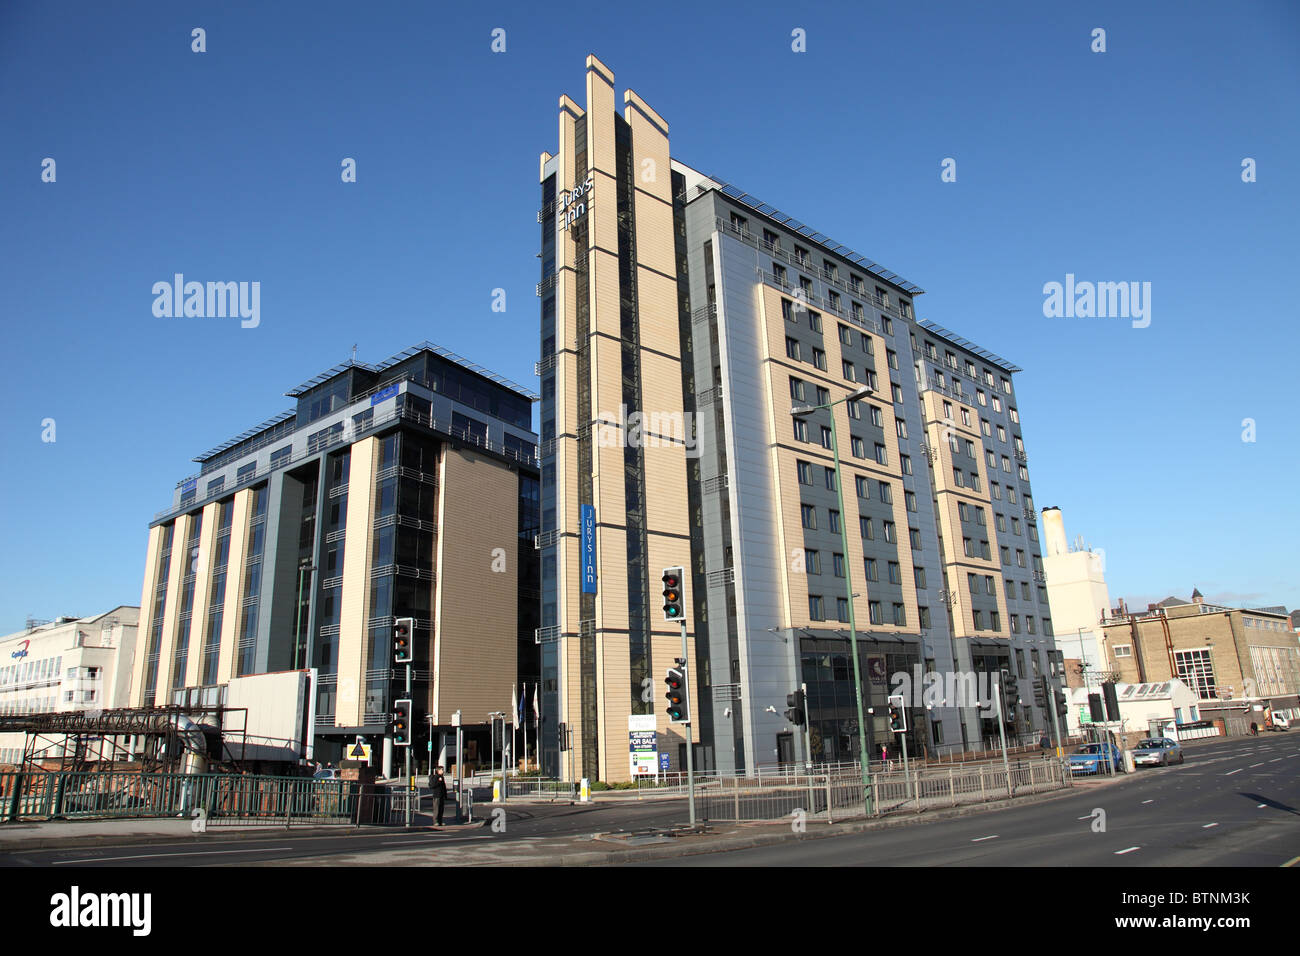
[644,732,1300,866]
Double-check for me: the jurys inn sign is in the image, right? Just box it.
[558,171,594,231]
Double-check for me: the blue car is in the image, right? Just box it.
[1068,742,1123,775]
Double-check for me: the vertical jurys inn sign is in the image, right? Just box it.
[558,172,594,231]
[581,504,597,594]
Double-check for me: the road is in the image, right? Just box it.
[644,732,1300,866]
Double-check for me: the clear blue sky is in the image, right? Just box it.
[1,0,1297,633]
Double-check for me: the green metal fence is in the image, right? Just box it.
[0,770,375,826]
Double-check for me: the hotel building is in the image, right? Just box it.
[537,56,1061,781]
[131,343,539,771]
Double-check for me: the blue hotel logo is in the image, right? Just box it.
[580,505,597,594]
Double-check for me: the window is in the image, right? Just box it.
[1005,579,1015,599]
[828,509,841,534]
[1001,546,1010,566]
[919,606,931,628]
[891,383,903,403]
[980,419,991,436]
[1174,649,1218,699]
[1002,377,1012,394]
[843,360,856,382]
[865,558,879,581]
[896,419,908,439]
[805,550,822,574]
[882,316,894,335]
[860,516,874,540]
[878,482,892,504]
[986,450,997,469]
[1022,581,1032,600]
[1011,517,1022,535]
[893,603,906,626]
[852,301,864,321]
[992,395,1002,412]
[996,513,1007,532]
[808,311,822,333]
[997,425,1007,443]
[1113,645,1132,658]
[816,386,829,406]
[856,476,871,498]
[869,602,883,625]
[824,467,837,491]
[793,418,809,442]
[809,595,825,621]
[828,290,840,311]
[839,325,855,347]
[1010,407,1020,424]
[786,337,801,360]
[794,245,809,265]
[991,482,1001,500]
[984,575,995,594]
[236,462,257,482]
[782,299,794,322]
[836,597,850,623]
[905,490,917,512]
[1002,456,1012,473]
[990,611,1000,630]
[888,562,902,585]
[1016,549,1026,568]
[797,460,813,485]
[801,504,817,529]
[833,552,845,578]
[1026,616,1036,634]
[952,468,965,488]
[874,443,887,465]
[789,377,806,402]
[973,610,984,631]
[851,436,866,458]
[959,502,970,522]
[812,348,827,371]
[963,538,975,558]
[861,333,874,355]
[820,426,833,449]
[730,212,749,233]
[882,521,896,543]
[869,405,884,427]
[774,263,787,285]
[901,454,912,475]
[909,527,922,550]
[975,507,986,526]
[964,439,975,458]
[887,349,898,370]
[763,228,780,250]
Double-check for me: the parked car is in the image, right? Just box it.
[1269,715,1290,732]
[312,768,342,782]
[1068,742,1123,775]
[1131,737,1184,767]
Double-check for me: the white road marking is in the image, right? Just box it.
[971,835,998,842]
[1202,823,1219,829]
[1225,769,1243,776]
[1115,846,1140,855]
[1077,815,1093,820]
[1270,758,1284,763]
[1259,804,1268,808]
[1142,799,1154,804]
[1250,762,1265,768]
[54,846,293,864]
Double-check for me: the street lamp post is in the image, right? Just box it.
[793,384,876,812]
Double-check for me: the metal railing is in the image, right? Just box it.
[696,758,1068,823]
[0,770,432,828]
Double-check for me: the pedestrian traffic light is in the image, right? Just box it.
[785,690,806,726]
[665,666,687,722]
[393,617,414,664]
[661,567,685,622]
[557,721,567,752]
[887,693,907,733]
[391,699,412,747]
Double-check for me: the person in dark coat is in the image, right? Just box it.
[432,765,448,826]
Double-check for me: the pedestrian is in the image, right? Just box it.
[432,764,448,826]
[1250,722,1258,736]
[1039,733,1051,758]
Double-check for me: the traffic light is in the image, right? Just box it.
[1055,687,1068,719]
[785,690,806,726]
[393,617,414,664]
[1088,693,1105,723]
[1102,681,1120,721]
[1001,669,1019,722]
[558,721,568,752]
[1033,676,1048,709]
[887,694,907,733]
[661,567,685,623]
[664,665,687,722]
[391,699,412,747]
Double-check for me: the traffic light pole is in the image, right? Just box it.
[800,682,813,772]
[993,681,1013,798]
[681,619,696,828]
[404,661,412,827]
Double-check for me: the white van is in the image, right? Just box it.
[1269,714,1290,732]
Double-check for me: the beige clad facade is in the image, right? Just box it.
[546,56,699,783]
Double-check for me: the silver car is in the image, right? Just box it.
[1132,737,1184,767]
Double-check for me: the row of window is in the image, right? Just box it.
[934,374,1017,416]
[808,594,911,626]
[920,342,1013,395]
[0,655,64,689]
